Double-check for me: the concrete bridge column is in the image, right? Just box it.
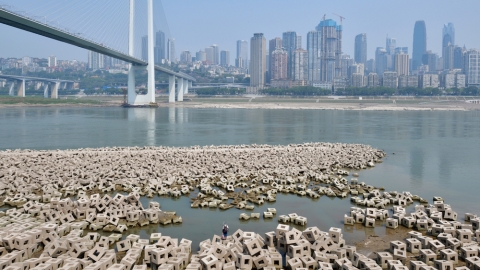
[16,79,25,97]
[51,82,60,99]
[177,78,184,102]
[169,75,176,103]
[186,81,192,94]
[9,82,15,96]
[183,80,189,94]
[43,83,49,98]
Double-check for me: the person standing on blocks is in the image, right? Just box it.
[221,222,229,240]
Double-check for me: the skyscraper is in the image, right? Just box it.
[422,51,438,72]
[442,23,455,51]
[269,38,282,82]
[250,33,266,87]
[386,37,396,55]
[282,31,299,79]
[394,52,410,76]
[412,20,427,71]
[443,44,455,70]
[307,31,321,82]
[205,47,214,64]
[354,33,367,65]
[167,38,176,63]
[220,50,230,66]
[270,48,288,81]
[141,35,148,61]
[375,47,388,77]
[454,46,465,69]
[292,49,308,81]
[211,45,220,65]
[317,19,343,81]
[236,40,248,68]
[155,30,165,64]
[465,49,480,86]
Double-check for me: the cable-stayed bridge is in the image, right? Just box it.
[0,0,194,105]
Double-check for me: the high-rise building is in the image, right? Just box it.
[250,33,266,87]
[412,20,427,71]
[270,48,288,81]
[351,73,365,87]
[454,46,465,69]
[443,44,455,70]
[196,51,206,62]
[375,47,388,77]
[386,37,396,55]
[48,55,57,67]
[354,33,367,65]
[88,51,104,70]
[292,49,308,81]
[394,47,409,55]
[367,73,379,87]
[211,45,220,65]
[465,49,480,86]
[167,38,176,63]
[282,31,299,79]
[220,50,230,66]
[383,71,398,88]
[141,35,148,61]
[317,19,343,81]
[155,30,165,64]
[205,47,214,64]
[341,55,354,78]
[348,63,364,79]
[307,31,321,82]
[180,51,192,63]
[269,38,282,82]
[236,40,248,68]
[366,59,375,74]
[422,51,438,72]
[442,23,455,55]
[394,52,410,76]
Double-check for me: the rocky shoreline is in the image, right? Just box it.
[0,143,478,270]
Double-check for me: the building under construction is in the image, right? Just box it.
[316,18,343,83]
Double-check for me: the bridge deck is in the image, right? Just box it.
[0,8,195,82]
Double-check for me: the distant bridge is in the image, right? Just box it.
[0,74,76,98]
[0,1,195,105]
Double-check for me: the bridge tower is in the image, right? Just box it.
[127,0,155,106]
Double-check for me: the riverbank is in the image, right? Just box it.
[1,95,479,111]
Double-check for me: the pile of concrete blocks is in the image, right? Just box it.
[277,213,308,226]
[0,143,386,214]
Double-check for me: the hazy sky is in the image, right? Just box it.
[1,0,479,63]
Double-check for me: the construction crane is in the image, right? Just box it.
[333,13,345,25]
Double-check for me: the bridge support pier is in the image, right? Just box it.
[169,75,176,103]
[16,79,25,97]
[185,81,191,94]
[43,84,49,98]
[177,78,184,102]
[51,82,60,99]
[9,82,15,96]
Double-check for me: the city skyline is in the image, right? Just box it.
[1,0,479,63]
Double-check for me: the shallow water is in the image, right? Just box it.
[1,107,479,247]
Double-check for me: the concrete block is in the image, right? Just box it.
[410,261,427,270]
[386,218,398,229]
[420,249,437,265]
[440,249,458,264]
[406,238,422,254]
